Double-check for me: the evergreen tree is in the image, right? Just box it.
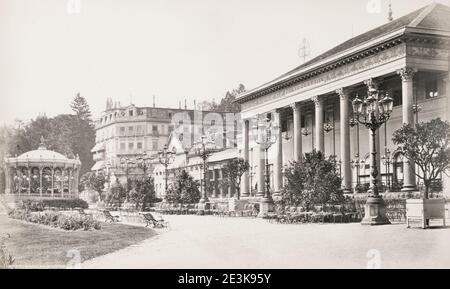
[70,92,93,124]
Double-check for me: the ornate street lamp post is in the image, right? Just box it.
[352,90,393,225]
[381,148,392,193]
[120,157,135,192]
[136,152,153,177]
[351,154,363,187]
[158,144,175,193]
[193,134,217,207]
[252,114,279,216]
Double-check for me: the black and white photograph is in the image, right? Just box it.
[1,0,450,273]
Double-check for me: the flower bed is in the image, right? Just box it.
[8,209,101,231]
[17,198,89,212]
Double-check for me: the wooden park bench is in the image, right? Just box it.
[103,210,120,223]
[142,213,169,228]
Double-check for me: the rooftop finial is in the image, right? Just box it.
[38,136,46,150]
[388,0,393,22]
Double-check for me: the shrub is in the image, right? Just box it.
[279,150,343,211]
[16,198,89,211]
[8,209,101,231]
[165,170,201,204]
[17,200,45,212]
[41,198,89,210]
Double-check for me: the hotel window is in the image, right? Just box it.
[120,143,125,150]
[120,127,125,136]
[128,126,134,135]
[129,143,134,150]
[393,90,402,107]
[152,140,158,151]
[129,110,134,116]
[425,80,438,99]
[301,115,306,128]
[137,142,143,149]
[152,125,158,135]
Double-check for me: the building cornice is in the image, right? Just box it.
[236,30,450,105]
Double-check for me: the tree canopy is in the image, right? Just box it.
[222,158,249,200]
[392,118,450,198]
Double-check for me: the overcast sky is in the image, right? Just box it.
[1,0,449,125]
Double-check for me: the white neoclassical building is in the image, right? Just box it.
[235,3,450,199]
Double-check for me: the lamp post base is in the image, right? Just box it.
[361,196,391,226]
[257,197,274,218]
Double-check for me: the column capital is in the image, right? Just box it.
[397,67,417,82]
[290,102,301,112]
[312,96,324,106]
[274,108,283,114]
[363,78,380,90]
[336,88,350,100]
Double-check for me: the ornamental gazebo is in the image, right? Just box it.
[3,138,81,199]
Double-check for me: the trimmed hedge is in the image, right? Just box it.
[18,198,88,212]
[8,209,101,231]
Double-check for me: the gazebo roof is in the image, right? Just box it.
[17,147,68,162]
[4,138,81,167]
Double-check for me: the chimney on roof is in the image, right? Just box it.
[184,99,187,110]
[388,1,393,21]
[153,95,156,108]
[179,101,181,109]
[194,100,196,110]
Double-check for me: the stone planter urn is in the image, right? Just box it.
[406,198,446,229]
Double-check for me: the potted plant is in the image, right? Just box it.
[393,118,450,228]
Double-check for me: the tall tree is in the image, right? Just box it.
[70,92,93,124]
[215,84,245,113]
[392,118,450,198]
[69,93,95,175]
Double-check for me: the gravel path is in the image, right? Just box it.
[82,215,450,269]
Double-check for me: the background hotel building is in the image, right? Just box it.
[91,99,238,185]
[236,3,450,198]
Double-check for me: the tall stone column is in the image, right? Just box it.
[313,96,325,152]
[337,88,352,193]
[397,67,417,192]
[273,110,283,194]
[241,119,250,197]
[291,103,302,162]
[257,143,265,197]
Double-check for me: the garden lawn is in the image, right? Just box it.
[0,215,156,268]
